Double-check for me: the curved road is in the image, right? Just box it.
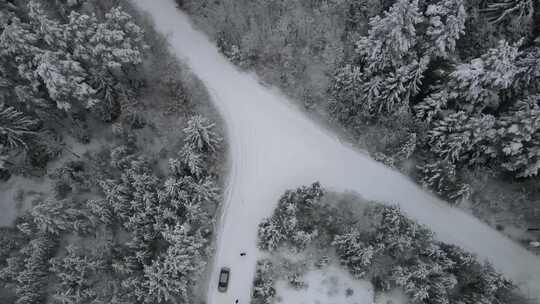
[132,1,540,303]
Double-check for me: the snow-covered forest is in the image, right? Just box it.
[0,1,225,303]
[255,183,524,304]
[2,0,540,304]
[179,0,540,245]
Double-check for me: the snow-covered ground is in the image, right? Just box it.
[132,1,540,303]
[274,266,375,304]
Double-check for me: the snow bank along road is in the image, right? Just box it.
[132,1,540,303]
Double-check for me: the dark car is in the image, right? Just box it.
[218,267,230,292]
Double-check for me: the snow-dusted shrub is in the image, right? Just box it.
[251,259,276,304]
[287,271,306,289]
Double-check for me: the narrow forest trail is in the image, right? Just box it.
[132,1,540,303]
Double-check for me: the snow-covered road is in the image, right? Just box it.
[132,1,540,303]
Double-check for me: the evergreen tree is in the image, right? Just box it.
[252,259,276,304]
[258,218,285,251]
[483,0,534,25]
[414,89,450,123]
[418,160,472,203]
[66,7,146,118]
[0,0,17,29]
[328,64,365,124]
[394,132,417,161]
[30,199,92,235]
[375,205,433,254]
[366,57,428,114]
[427,112,496,164]
[190,176,220,205]
[0,105,39,150]
[335,0,430,117]
[0,17,41,92]
[333,229,375,277]
[15,235,57,304]
[86,199,114,225]
[418,40,522,117]
[183,115,222,152]
[142,224,206,303]
[67,7,146,71]
[49,245,101,304]
[425,0,467,58]
[27,1,67,51]
[356,0,423,73]
[179,146,205,178]
[391,261,449,302]
[516,45,540,94]
[496,96,540,177]
[35,51,98,110]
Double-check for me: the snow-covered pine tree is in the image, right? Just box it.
[179,146,205,178]
[414,88,449,123]
[353,0,429,116]
[67,6,146,117]
[332,229,375,277]
[475,262,513,298]
[27,1,67,51]
[391,262,446,303]
[0,17,40,85]
[183,115,222,153]
[258,218,285,251]
[14,235,57,304]
[425,0,467,58]
[395,132,417,161]
[516,45,540,95]
[35,51,98,111]
[427,112,496,164]
[417,40,522,117]
[189,176,220,206]
[368,57,428,114]
[483,0,534,25]
[496,95,540,177]
[0,0,17,29]
[449,40,522,113]
[0,105,39,150]
[429,275,458,304]
[86,199,113,225]
[30,199,92,235]
[252,259,276,304]
[376,205,434,254]
[54,0,87,18]
[142,224,206,303]
[49,245,101,304]
[67,7,146,71]
[291,229,318,251]
[328,64,365,124]
[356,0,423,73]
[2,5,146,117]
[418,160,471,203]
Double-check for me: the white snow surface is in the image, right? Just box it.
[132,1,540,303]
[274,266,374,304]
